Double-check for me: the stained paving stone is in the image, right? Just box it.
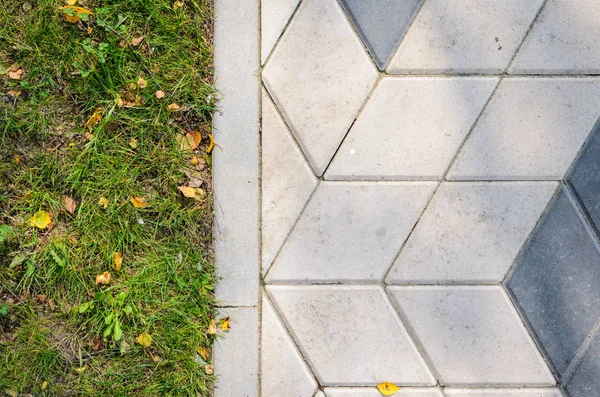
[506,187,600,378]
[565,328,600,397]
[444,390,563,397]
[261,0,299,64]
[388,0,544,73]
[510,0,600,74]
[262,90,318,274]
[266,182,437,282]
[267,285,435,386]
[340,0,423,70]
[389,286,555,386]
[263,0,378,176]
[325,387,443,396]
[261,295,317,397]
[326,77,497,180]
[448,78,600,180]
[387,182,557,284]
[567,122,600,234]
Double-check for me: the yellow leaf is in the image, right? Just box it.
[155,90,165,99]
[98,197,109,209]
[66,0,77,5]
[74,365,87,374]
[173,1,185,10]
[95,271,111,285]
[85,110,102,132]
[129,138,138,149]
[130,196,148,208]
[64,195,77,214]
[177,130,201,151]
[113,252,123,271]
[137,77,147,89]
[61,5,93,23]
[41,381,48,390]
[8,67,23,80]
[219,317,230,331]
[208,319,217,335]
[137,332,152,348]
[29,210,52,229]
[196,346,210,360]
[166,103,180,111]
[131,36,144,46]
[377,382,400,396]
[204,364,214,375]
[178,185,196,198]
[14,155,21,165]
[206,134,215,153]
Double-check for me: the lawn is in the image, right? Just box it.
[0,0,218,395]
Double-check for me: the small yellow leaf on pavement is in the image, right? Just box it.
[137,77,147,89]
[64,195,77,214]
[377,382,400,396]
[155,90,165,99]
[85,109,102,132]
[137,332,152,348]
[113,252,123,271]
[130,196,148,208]
[61,5,93,23]
[219,317,230,331]
[29,210,52,229]
[129,138,138,149]
[204,364,214,375]
[99,197,109,209]
[196,346,210,360]
[95,271,111,285]
[208,319,217,335]
[131,36,144,46]
[206,134,215,153]
[166,103,180,111]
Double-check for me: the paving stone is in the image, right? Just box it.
[315,392,326,397]
[261,295,317,397]
[448,78,600,181]
[263,0,378,176]
[268,285,435,386]
[567,122,600,233]
[325,387,443,396]
[444,390,563,397]
[388,0,544,73]
[261,0,299,64]
[506,188,600,379]
[326,77,497,180]
[266,182,437,282]
[389,286,555,386]
[387,182,557,284]
[340,0,423,70]
[510,0,600,74]
[262,90,318,274]
[565,328,600,397]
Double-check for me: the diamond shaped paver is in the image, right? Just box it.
[448,78,600,180]
[444,390,563,397]
[510,0,600,74]
[387,182,557,283]
[262,90,318,274]
[325,388,443,397]
[389,286,555,386]
[339,0,423,70]
[261,295,317,397]
[267,285,435,386]
[266,182,437,282]
[326,77,497,180]
[263,0,378,176]
[388,0,544,73]
[506,187,600,379]
[567,121,600,234]
[565,328,600,397]
[261,0,299,64]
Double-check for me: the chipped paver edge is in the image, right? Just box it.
[213,0,261,396]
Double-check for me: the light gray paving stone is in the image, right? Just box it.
[325,77,497,180]
[510,0,600,74]
[447,78,600,181]
[388,0,544,73]
[444,390,563,397]
[268,285,435,386]
[325,387,443,396]
[214,307,259,397]
[262,90,318,274]
[261,295,317,397]
[387,182,558,284]
[261,0,299,64]
[389,286,555,386]
[315,391,326,397]
[266,182,437,282]
[262,0,378,176]
[213,0,260,306]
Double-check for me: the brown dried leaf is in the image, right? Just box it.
[204,364,214,375]
[64,196,77,214]
[8,65,23,80]
[208,319,217,335]
[131,36,144,46]
[155,90,165,99]
[95,271,111,285]
[137,77,147,89]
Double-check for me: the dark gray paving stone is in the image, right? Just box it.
[565,328,600,397]
[568,122,600,233]
[506,187,600,379]
[340,0,423,70]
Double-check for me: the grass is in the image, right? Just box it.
[0,0,218,395]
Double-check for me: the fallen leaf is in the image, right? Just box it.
[64,195,77,214]
[137,77,147,89]
[6,390,17,397]
[173,0,185,10]
[208,319,217,335]
[131,36,144,46]
[8,65,23,80]
[48,299,56,311]
[204,364,214,375]
[74,365,87,374]
[22,1,32,11]
[116,97,124,107]
[95,271,111,285]
[206,134,215,153]
[178,186,205,201]
[85,109,102,132]
[113,252,122,271]
[177,130,201,151]
[196,346,210,360]
[29,210,52,229]
[377,382,401,396]
[8,89,20,98]
[41,381,48,390]
[91,336,104,352]
[219,317,230,331]
[137,332,152,348]
[61,5,93,23]
[85,132,93,140]
[99,197,109,209]
[129,138,138,149]
[166,103,180,111]
[66,0,77,5]
[14,155,20,165]
[37,294,46,303]
[130,196,148,208]
[155,90,165,99]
